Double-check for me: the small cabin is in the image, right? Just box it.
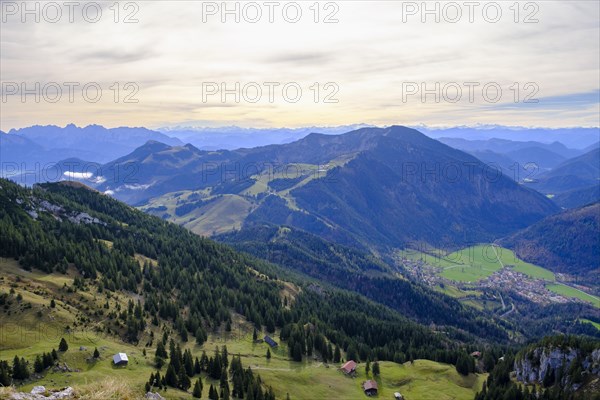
[113,352,128,366]
[341,360,357,375]
[470,351,481,358]
[263,335,278,348]
[363,380,378,396]
[394,392,404,400]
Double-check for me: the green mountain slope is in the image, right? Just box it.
[285,127,558,248]
[67,126,558,249]
[0,178,499,398]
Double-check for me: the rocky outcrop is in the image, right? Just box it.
[23,197,107,226]
[515,347,578,383]
[10,386,74,399]
[515,346,600,390]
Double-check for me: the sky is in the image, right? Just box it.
[1,0,599,130]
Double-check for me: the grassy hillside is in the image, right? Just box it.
[258,359,485,400]
[0,258,486,399]
[580,319,600,330]
[0,257,164,396]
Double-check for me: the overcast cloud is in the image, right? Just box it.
[1,1,598,130]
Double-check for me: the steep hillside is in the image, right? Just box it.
[218,224,508,341]
[476,335,600,400]
[500,203,600,276]
[285,127,558,247]
[466,150,520,180]
[0,178,497,398]
[505,146,567,170]
[52,126,557,249]
[553,185,600,209]
[514,336,600,391]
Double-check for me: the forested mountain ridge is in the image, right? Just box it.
[500,202,600,277]
[0,177,508,398]
[62,126,560,249]
[283,126,558,248]
[219,224,509,342]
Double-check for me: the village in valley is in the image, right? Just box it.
[398,248,598,310]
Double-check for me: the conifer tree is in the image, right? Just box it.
[34,355,44,373]
[372,361,380,376]
[334,345,341,363]
[178,367,191,391]
[192,378,203,398]
[165,364,178,387]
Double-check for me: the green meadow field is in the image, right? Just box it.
[400,245,555,283]
[546,283,600,309]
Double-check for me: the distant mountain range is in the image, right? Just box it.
[162,124,600,150]
[0,124,183,177]
[436,137,600,208]
[437,137,582,158]
[524,148,600,193]
[3,123,597,170]
[157,124,372,150]
[438,137,584,176]
[2,123,597,246]
[41,125,559,250]
[514,147,600,208]
[421,126,600,149]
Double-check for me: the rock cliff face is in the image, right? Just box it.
[514,346,600,391]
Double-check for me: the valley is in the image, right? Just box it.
[1,125,598,399]
[3,1,600,397]
[0,179,499,399]
[398,244,599,311]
